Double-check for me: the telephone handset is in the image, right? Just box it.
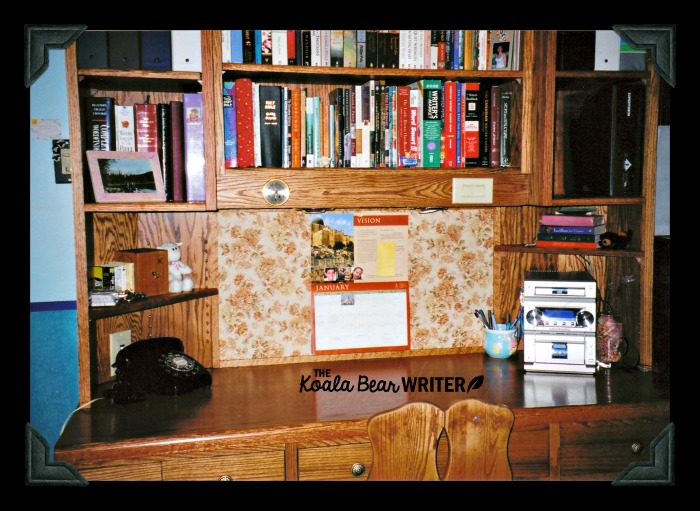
[105,337,212,404]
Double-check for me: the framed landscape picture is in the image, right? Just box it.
[86,151,165,203]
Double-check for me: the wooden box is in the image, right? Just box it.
[113,248,169,296]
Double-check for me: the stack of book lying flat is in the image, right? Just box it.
[536,213,605,249]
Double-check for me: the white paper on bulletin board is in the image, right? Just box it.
[312,281,410,354]
[353,214,408,282]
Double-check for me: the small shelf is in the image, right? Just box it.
[84,202,209,213]
[495,244,643,258]
[89,288,218,321]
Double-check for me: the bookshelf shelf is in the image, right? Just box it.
[84,202,209,213]
[495,244,643,258]
[89,288,218,321]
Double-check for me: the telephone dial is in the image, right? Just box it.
[104,337,212,404]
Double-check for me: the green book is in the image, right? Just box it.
[413,79,442,167]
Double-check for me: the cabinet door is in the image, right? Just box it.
[162,451,285,481]
[559,417,668,480]
[297,442,373,481]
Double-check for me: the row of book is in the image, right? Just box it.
[536,213,606,249]
[224,78,515,170]
[76,30,202,72]
[84,94,205,202]
[223,30,521,71]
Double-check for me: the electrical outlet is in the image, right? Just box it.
[109,330,132,377]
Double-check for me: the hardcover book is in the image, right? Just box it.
[168,101,186,202]
[108,31,140,70]
[537,233,602,243]
[356,30,367,68]
[183,93,205,202]
[343,30,357,68]
[396,85,413,167]
[462,82,480,167]
[328,87,344,167]
[408,87,422,167]
[156,103,173,201]
[540,214,606,227]
[171,31,202,72]
[134,103,158,153]
[366,30,378,68]
[85,97,116,151]
[140,31,172,71]
[538,224,606,235]
[243,30,256,63]
[287,30,296,65]
[479,85,490,167]
[231,30,244,63]
[253,82,262,166]
[223,81,238,168]
[235,78,256,168]
[261,30,273,65]
[291,88,302,168]
[258,85,283,168]
[442,81,457,168]
[271,30,288,65]
[500,86,513,167]
[76,30,108,69]
[115,105,136,152]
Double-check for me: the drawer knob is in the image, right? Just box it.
[351,463,366,477]
[631,442,643,454]
[219,475,233,481]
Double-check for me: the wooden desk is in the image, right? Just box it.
[55,353,671,481]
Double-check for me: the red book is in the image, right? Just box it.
[540,214,606,227]
[168,101,185,202]
[287,30,296,65]
[535,240,599,249]
[134,103,158,153]
[235,78,256,168]
[183,93,205,203]
[442,81,457,167]
[396,85,412,167]
[291,88,301,168]
[489,84,501,167]
[462,82,480,167]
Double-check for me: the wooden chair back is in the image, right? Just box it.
[367,399,514,481]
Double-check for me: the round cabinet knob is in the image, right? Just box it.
[631,442,644,454]
[219,475,233,481]
[351,463,366,477]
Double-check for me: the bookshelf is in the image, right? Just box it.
[66,29,663,405]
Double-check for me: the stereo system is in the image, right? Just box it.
[523,270,597,375]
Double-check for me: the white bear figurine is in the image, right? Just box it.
[157,241,194,293]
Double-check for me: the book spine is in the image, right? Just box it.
[252,82,262,166]
[300,88,307,166]
[539,224,605,235]
[231,30,243,63]
[534,240,600,249]
[271,30,287,66]
[443,81,457,168]
[254,30,262,64]
[366,30,378,68]
[134,103,158,153]
[85,97,116,151]
[156,103,173,201]
[330,30,344,67]
[291,88,301,168]
[537,233,601,242]
[183,93,205,202]
[409,87,422,167]
[321,30,331,67]
[489,84,502,167]
[313,96,322,166]
[422,80,442,168]
[259,85,283,167]
[284,87,292,167]
[321,97,329,164]
[455,81,462,167]
[356,30,366,68]
[242,30,256,63]
[168,101,185,202]
[437,30,446,69]
[311,30,322,67]
[479,85,490,167]
[328,103,335,167]
[374,83,384,167]
[430,30,439,69]
[301,30,311,66]
[462,82,480,167]
[367,80,377,168]
[387,30,400,69]
[115,105,136,152]
[500,87,512,167]
[350,86,357,167]
[286,30,296,65]
[261,30,273,64]
[234,78,255,168]
[305,96,315,168]
[396,85,413,167]
[540,214,605,227]
[223,81,238,168]
[343,30,357,68]
[343,87,352,168]
[222,31,231,63]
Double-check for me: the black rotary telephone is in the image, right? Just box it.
[104,337,212,404]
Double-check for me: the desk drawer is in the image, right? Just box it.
[163,451,285,481]
[298,442,373,481]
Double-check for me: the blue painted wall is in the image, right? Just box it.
[29,47,78,459]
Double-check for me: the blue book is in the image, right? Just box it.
[254,30,262,64]
[231,30,243,63]
[538,224,606,235]
[222,81,238,168]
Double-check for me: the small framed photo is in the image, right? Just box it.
[86,151,165,203]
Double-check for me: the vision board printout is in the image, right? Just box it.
[312,281,410,354]
[353,214,408,282]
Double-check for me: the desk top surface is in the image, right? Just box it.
[56,352,670,452]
